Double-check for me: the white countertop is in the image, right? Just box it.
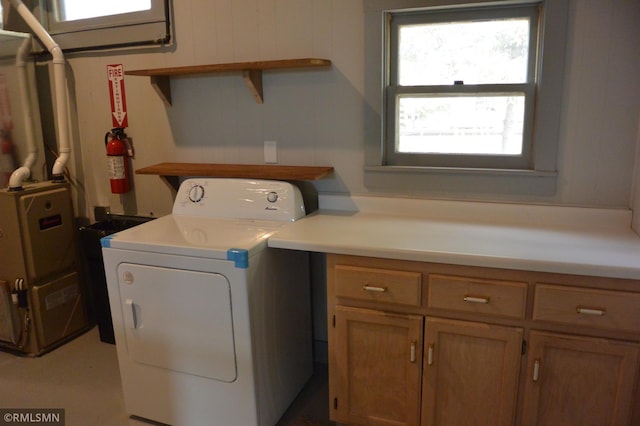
[268,195,640,280]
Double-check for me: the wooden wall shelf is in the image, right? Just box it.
[125,58,331,105]
[136,162,334,190]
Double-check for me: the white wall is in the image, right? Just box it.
[58,0,640,220]
[558,0,640,207]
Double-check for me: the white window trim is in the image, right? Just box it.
[363,0,569,196]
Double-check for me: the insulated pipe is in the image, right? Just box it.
[9,0,70,183]
[8,35,37,189]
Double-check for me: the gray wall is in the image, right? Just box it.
[58,0,640,219]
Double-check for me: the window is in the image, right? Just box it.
[55,1,151,22]
[387,5,538,169]
[364,0,569,196]
[43,0,170,51]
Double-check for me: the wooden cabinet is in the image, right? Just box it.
[521,331,640,426]
[326,254,640,426]
[332,306,423,425]
[422,318,522,426]
[533,284,640,332]
[335,264,422,307]
[427,274,527,319]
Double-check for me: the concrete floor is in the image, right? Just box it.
[0,327,331,426]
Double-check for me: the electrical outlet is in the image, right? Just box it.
[264,141,277,164]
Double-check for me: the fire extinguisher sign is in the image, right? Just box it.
[107,64,128,128]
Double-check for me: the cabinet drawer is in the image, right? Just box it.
[427,275,527,319]
[533,284,640,332]
[334,265,422,307]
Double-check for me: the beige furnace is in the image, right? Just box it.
[0,181,88,356]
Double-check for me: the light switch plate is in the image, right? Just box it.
[264,141,277,164]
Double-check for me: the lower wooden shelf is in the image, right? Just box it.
[136,162,334,190]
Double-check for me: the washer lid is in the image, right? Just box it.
[101,214,284,262]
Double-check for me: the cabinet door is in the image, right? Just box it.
[521,331,640,426]
[331,305,424,426]
[422,318,522,426]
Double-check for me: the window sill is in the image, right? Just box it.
[364,166,558,197]
[365,165,557,177]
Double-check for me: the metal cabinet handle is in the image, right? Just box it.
[427,344,434,366]
[533,359,540,382]
[410,342,416,363]
[463,295,490,304]
[576,306,606,316]
[363,285,387,293]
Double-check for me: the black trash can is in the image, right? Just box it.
[79,215,154,344]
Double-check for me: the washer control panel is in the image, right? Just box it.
[173,178,305,221]
[266,191,278,203]
[188,184,206,203]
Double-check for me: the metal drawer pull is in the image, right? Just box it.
[576,307,606,316]
[363,285,387,293]
[427,344,434,366]
[463,295,490,304]
[533,359,540,382]
[410,342,416,363]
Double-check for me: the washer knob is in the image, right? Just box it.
[188,185,205,203]
[266,191,279,203]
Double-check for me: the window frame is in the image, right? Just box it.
[363,0,569,196]
[41,0,170,51]
[385,4,540,169]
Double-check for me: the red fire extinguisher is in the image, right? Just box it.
[105,128,131,194]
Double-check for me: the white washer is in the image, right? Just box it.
[101,178,313,426]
